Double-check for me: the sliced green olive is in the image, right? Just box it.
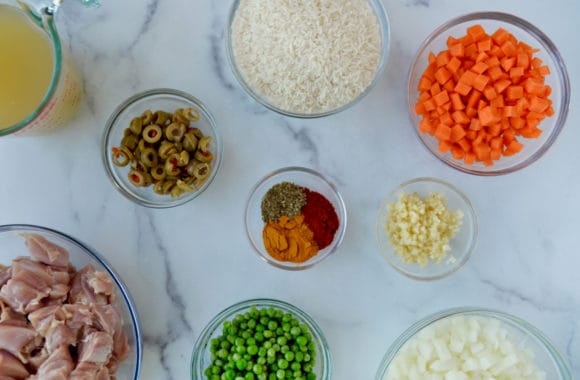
[191,162,210,179]
[128,170,146,187]
[141,109,153,124]
[154,110,170,126]
[176,150,189,167]
[176,180,194,192]
[165,122,186,142]
[162,179,176,194]
[130,117,143,135]
[164,154,181,176]
[112,148,131,167]
[151,165,166,181]
[158,140,177,160]
[194,150,213,163]
[121,134,139,150]
[143,124,162,143]
[197,136,212,152]
[140,147,158,167]
[183,133,198,152]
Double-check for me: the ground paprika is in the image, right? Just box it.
[301,189,339,249]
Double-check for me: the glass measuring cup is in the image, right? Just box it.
[0,0,98,137]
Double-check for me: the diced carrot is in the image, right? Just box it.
[477,38,492,52]
[469,118,482,131]
[492,28,510,45]
[500,56,516,72]
[438,139,452,153]
[524,77,544,96]
[457,138,471,151]
[449,43,465,57]
[475,52,489,63]
[510,117,526,129]
[546,106,555,116]
[517,52,530,68]
[490,137,503,150]
[467,24,487,41]
[486,56,501,68]
[454,81,472,96]
[459,34,474,46]
[471,61,489,74]
[466,90,482,109]
[502,106,517,117]
[434,67,452,84]
[422,65,436,81]
[452,111,470,125]
[459,70,478,86]
[434,124,452,141]
[494,79,511,94]
[483,86,498,101]
[473,74,490,92]
[451,145,465,159]
[430,82,441,96]
[488,66,506,81]
[519,126,542,138]
[446,56,462,73]
[489,44,504,59]
[440,112,454,126]
[505,140,524,155]
[538,65,550,75]
[510,66,525,79]
[419,118,435,134]
[428,52,436,64]
[464,43,478,59]
[450,124,467,142]
[418,91,431,102]
[503,128,516,142]
[531,57,543,69]
[447,35,460,48]
[479,106,497,126]
[529,96,550,113]
[415,103,426,115]
[490,148,501,161]
[488,123,501,137]
[465,107,478,118]
[474,142,491,161]
[436,50,451,67]
[423,98,436,111]
[443,79,456,92]
[433,90,450,106]
[463,60,475,70]
[464,152,476,164]
[506,85,524,100]
[490,95,504,109]
[450,92,465,110]
[465,130,478,140]
[418,76,433,91]
[501,40,518,56]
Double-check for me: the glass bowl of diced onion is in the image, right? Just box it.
[102,88,222,208]
[375,308,573,380]
[408,12,570,175]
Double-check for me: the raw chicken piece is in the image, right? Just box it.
[0,300,26,327]
[0,258,70,313]
[27,347,49,371]
[45,324,76,353]
[0,266,10,288]
[61,304,95,335]
[93,305,129,360]
[29,346,74,380]
[0,349,28,379]
[27,305,63,336]
[78,330,113,364]
[70,361,112,380]
[22,234,70,268]
[69,265,114,305]
[0,325,41,363]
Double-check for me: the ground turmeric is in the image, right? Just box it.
[262,215,319,263]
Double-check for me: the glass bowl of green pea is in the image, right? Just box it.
[191,298,332,380]
[102,88,222,208]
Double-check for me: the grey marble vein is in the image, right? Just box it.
[281,120,320,167]
[127,0,160,51]
[137,210,193,380]
[406,0,430,6]
[209,4,235,91]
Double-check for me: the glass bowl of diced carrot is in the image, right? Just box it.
[408,12,570,175]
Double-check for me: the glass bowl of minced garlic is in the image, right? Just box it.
[376,177,478,280]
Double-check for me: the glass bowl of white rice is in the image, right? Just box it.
[226,0,390,118]
[375,308,573,380]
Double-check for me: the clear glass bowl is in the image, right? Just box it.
[0,224,142,379]
[408,12,571,175]
[225,0,391,118]
[191,298,332,380]
[375,308,573,379]
[376,177,477,280]
[245,167,347,270]
[102,88,222,208]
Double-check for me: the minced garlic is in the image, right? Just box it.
[385,191,463,266]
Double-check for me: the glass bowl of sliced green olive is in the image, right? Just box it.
[102,89,222,208]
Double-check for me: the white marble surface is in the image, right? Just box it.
[1,0,579,379]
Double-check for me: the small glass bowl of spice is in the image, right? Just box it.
[102,89,222,208]
[245,167,347,270]
[376,177,478,280]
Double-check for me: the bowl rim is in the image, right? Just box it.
[376,177,478,281]
[0,224,143,380]
[190,298,332,380]
[225,0,392,118]
[244,166,348,271]
[101,88,223,208]
[407,11,571,176]
[374,307,573,380]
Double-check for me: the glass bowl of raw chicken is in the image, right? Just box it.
[0,225,142,379]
